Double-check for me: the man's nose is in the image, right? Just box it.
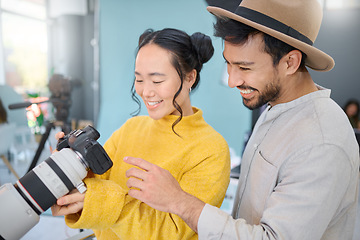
[227,69,244,88]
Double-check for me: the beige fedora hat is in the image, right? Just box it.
[207,0,335,71]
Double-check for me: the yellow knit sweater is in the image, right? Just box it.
[65,107,230,239]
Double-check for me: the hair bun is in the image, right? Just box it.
[190,32,214,65]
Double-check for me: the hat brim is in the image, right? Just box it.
[207,6,335,72]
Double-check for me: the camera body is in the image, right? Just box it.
[0,125,112,240]
[57,125,113,175]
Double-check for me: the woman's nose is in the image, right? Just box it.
[142,83,155,98]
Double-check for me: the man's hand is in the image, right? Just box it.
[51,189,85,216]
[124,156,205,232]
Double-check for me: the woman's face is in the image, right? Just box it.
[346,103,358,117]
[134,44,194,120]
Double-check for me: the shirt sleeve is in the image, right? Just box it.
[198,205,267,239]
[198,204,235,239]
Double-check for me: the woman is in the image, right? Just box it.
[52,28,230,239]
[343,99,360,129]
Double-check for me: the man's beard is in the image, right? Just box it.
[242,79,280,110]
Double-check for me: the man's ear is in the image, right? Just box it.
[282,49,302,75]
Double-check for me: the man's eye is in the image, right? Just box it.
[239,67,250,71]
[153,81,164,84]
[135,79,143,83]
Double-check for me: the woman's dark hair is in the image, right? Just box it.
[0,98,8,124]
[213,17,307,68]
[131,28,214,135]
[343,99,360,128]
[343,99,360,116]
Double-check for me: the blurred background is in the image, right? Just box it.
[1,0,360,160]
[0,0,359,239]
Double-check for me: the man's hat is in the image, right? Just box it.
[207,0,335,71]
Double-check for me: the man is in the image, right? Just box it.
[125,0,360,239]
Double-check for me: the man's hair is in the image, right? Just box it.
[214,17,307,68]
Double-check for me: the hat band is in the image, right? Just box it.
[235,6,313,46]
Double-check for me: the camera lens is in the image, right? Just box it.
[0,125,112,240]
[16,148,88,213]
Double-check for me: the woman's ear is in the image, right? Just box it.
[186,69,197,88]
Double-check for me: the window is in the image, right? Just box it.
[0,0,48,96]
[318,0,360,9]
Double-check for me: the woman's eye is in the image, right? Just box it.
[153,81,164,84]
[135,79,143,83]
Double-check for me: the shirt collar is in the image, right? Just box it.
[264,85,331,118]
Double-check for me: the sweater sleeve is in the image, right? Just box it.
[180,139,231,208]
[65,177,128,229]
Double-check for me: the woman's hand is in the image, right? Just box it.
[51,189,85,216]
[55,131,65,141]
[52,131,65,153]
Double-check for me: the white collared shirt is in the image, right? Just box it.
[198,86,359,240]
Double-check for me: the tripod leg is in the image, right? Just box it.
[27,122,54,173]
[1,155,20,179]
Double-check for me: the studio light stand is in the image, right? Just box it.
[26,119,70,173]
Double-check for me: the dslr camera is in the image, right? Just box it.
[0,125,113,240]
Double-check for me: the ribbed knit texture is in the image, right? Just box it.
[65,107,230,239]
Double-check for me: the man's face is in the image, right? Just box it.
[223,34,282,110]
